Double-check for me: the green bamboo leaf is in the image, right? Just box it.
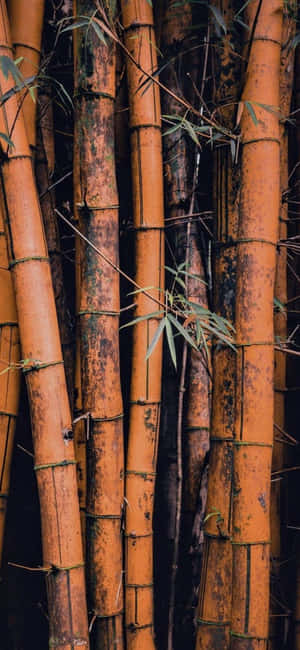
[61,18,89,33]
[0,132,14,147]
[167,313,199,352]
[244,101,258,126]
[209,5,227,34]
[120,311,163,330]
[91,20,107,44]
[146,317,166,360]
[165,317,177,369]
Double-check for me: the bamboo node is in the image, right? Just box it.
[197,618,230,627]
[126,582,153,588]
[130,123,161,132]
[74,89,115,101]
[126,469,156,479]
[125,532,153,538]
[230,631,268,640]
[9,256,50,269]
[0,410,17,418]
[12,41,41,55]
[34,459,77,472]
[92,413,124,423]
[23,360,64,374]
[92,608,123,619]
[234,441,273,448]
[49,637,88,647]
[78,310,120,317]
[85,511,121,520]
[232,540,271,546]
[242,137,280,147]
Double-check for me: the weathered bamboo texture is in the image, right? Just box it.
[72,3,86,552]
[230,2,283,648]
[0,189,20,562]
[293,37,300,650]
[74,2,124,648]
[159,1,210,644]
[121,1,164,648]
[7,0,45,150]
[196,2,240,647]
[0,2,89,647]
[36,90,74,408]
[182,225,210,618]
[270,5,295,647]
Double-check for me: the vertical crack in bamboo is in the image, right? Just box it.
[120,1,164,649]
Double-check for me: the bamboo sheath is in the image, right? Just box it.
[270,6,295,646]
[196,2,240,647]
[7,0,45,150]
[0,2,89,647]
[121,2,164,648]
[0,187,20,562]
[230,2,283,648]
[74,2,124,648]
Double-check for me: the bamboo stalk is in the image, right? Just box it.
[158,4,196,648]
[74,2,124,648]
[270,4,296,647]
[7,0,45,151]
[230,2,283,648]
[0,2,89,647]
[196,2,241,647]
[0,188,20,563]
[36,89,75,409]
[120,1,164,648]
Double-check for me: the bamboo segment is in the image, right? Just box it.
[0,190,20,562]
[230,2,283,648]
[270,5,295,646]
[7,0,45,150]
[196,2,240,647]
[121,2,164,648]
[36,90,74,409]
[74,2,124,648]
[0,2,89,647]
[73,9,87,552]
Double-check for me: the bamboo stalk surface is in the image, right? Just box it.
[121,1,165,648]
[0,2,89,647]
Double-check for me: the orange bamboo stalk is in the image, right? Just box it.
[270,4,295,646]
[74,2,124,648]
[120,1,164,648]
[7,0,45,151]
[230,2,283,647]
[0,191,20,562]
[0,2,89,647]
[293,37,300,650]
[36,90,74,408]
[196,2,240,647]
[72,4,87,551]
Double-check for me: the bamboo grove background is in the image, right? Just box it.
[0,0,300,648]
